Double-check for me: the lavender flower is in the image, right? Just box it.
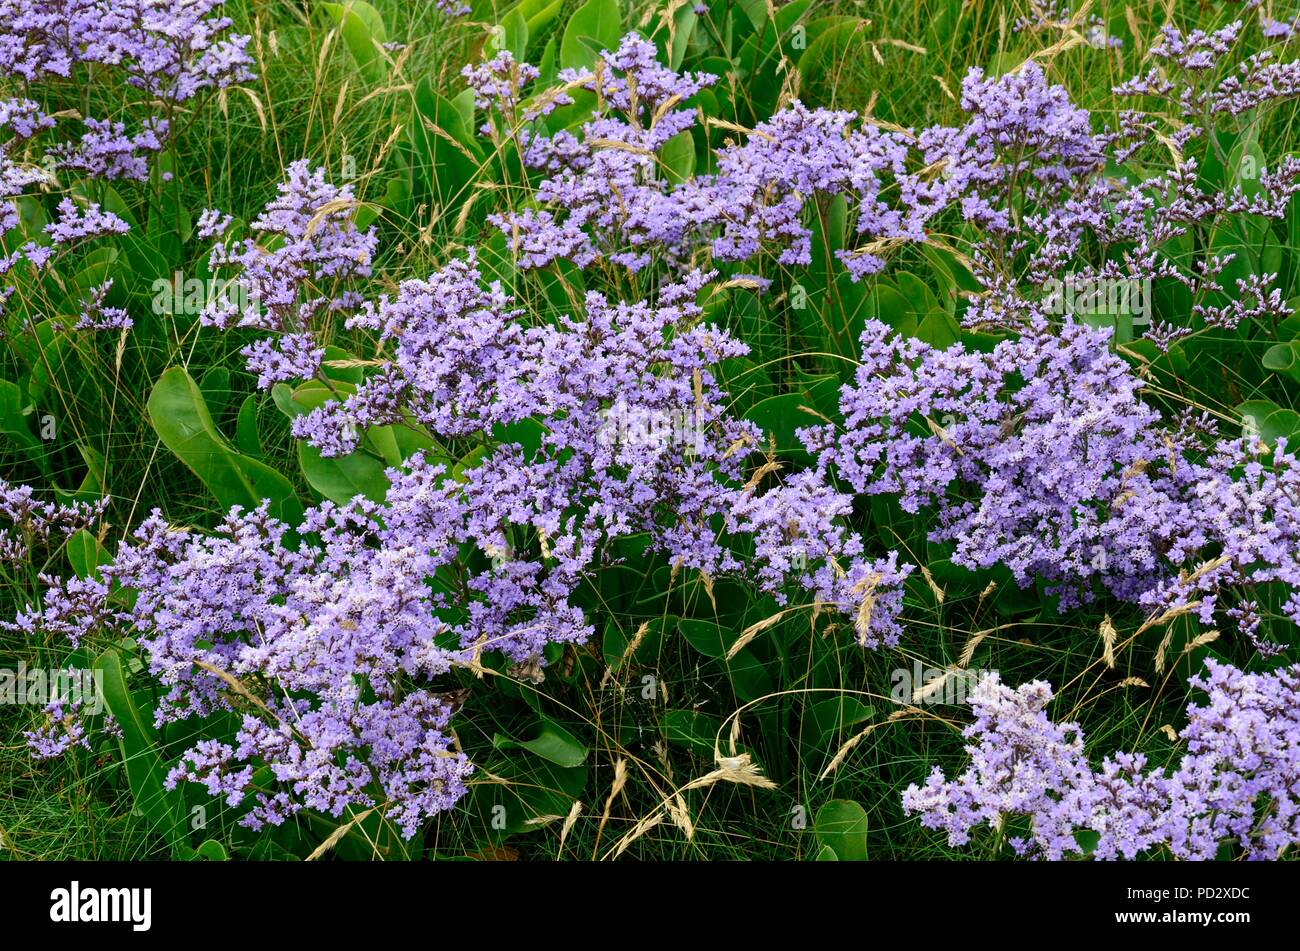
[44,199,129,245]
[904,661,1300,860]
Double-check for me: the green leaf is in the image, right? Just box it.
[560,0,622,70]
[1237,399,1278,433]
[537,35,558,85]
[1230,132,1266,201]
[198,366,232,420]
[522,0,564,37]
[1263,408,1300,447]
[235,394,264,459]
[1074,829,1101,855]
[148,367,303,525]
[94,649,189,855]
[814,799,868,860]
[1239,399,1300,447]
[913,311,961,349]
[863,284,911,330]
[194,839,229,861]
[678,618,728,657]
[0,377,43,465]
[803,697,874,747]
[895,270,943,315]
[274,380,399,504]
[736,0,768,31]
[660,130,696,185]
[493,719,588,767]
[663,709,722,753]
[66,247,122,305]
[798,17,866,88]
[500,7,529,61]
[57,444,107,506]
[22,318,71,405]
[470,758,586,838]
[602,616,668,671]
[678,618,774,702]
[493,417,547,461]
[1263,341,1300,383]
[665,1,698,70]
[744,393,814,456]
[411,77,485,217]
[299,441,391,504]
[321,1,388,84]
[66,529,111,579]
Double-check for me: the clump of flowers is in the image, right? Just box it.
[468,32,937,277]
[0,0,255,321]
[22,672,115,760]
[694,101,925,278]
[903,660,1300,860]
[803,310,1300,643]
[804,317,1201,607]
[198,160,377,383]
[724,468,912,648]
[0,480,107,565]
[475,33,718,271]
[106,502,474,837]
[919,62,1106,237]
[0,0,253,191]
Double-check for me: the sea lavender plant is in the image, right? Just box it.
[0,0,255,324]
[476,33,718,271]
[198,160,377,381]
[0,0,253,198]
[803,305,1300,651]
[0,479,107,565]
[803,317,1205,607]
[903,660,1300,860]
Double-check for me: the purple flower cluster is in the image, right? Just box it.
[95,503,474,837]
[700,102,922,278]
[725,470,912,648]
[202,160,376,331]
[1013,1,1122,49]
[903,660,1300,860]
[21,671,115,760]
[1,0,254,322]
[0,0,253,103]
[470,33,941,277]
[73,279,133,331]
[0,479,107,565]
[0,0,253,192]
[803,312,1300,643]
[804,318,1196,606]
[199,160,377,385]
[479,33,716,270]
[919,63,1105,236]
[43,199,130,245]
[208,156,928,650]
[13,167,926,830]
[24,693,92,760]
[1139,437,1300,629]
[12,238,851,831]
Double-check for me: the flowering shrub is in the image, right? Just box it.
[2,0,1300,861]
